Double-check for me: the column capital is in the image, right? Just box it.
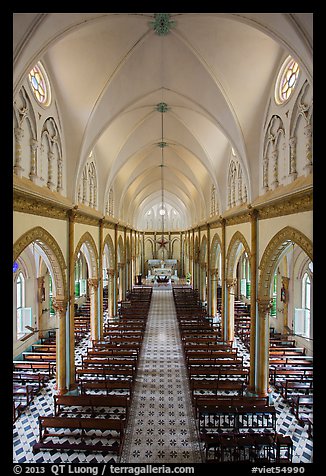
[257,297,273,316]
[226,278,237,288]
[88,278,99,289]
[52,297,68,315]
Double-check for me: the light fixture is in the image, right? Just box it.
[154,101,171,260]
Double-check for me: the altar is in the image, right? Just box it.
[147,259,178,282]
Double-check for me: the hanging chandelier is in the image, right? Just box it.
[155,102,171,259]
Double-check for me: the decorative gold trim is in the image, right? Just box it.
[258,226,313,300]
[13,226,67,298]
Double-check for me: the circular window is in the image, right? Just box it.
[28,61,51,107]
[275,56,300,105]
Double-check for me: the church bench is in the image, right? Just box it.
[203,431,293,463]
[189,367,249,380]
[54,394,130,419]
[190,379,245,403]
[76,367,134,383]
[91,342,141,357]
[269,339,296,347]
[13,371,46,391]
[13,383,34,406]
[269,348,306,357]
[22,352,56,362]
[184,344,236,354]
[269,357,313,367]
[188,363,245,379]
[79,379,133,396]
[33,416,125,456]
[269,367,313,385]
[276,379,313,401]
[31,344,56,353]
[81,357,137,375]
[197,402,276,432]
[186,350,239,361]
[13,360,55,377]
[87,349,139,361]
[290,395,313,421]
[194,395,268,419]
[13,400,23,423]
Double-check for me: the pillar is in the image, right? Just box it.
[29,138,38,182]
[107,269,115,317]
[304,123,313,176]
[98,219,104,340]
[14,127,24,177]
[68,207,77,389]
[221,218,226,341]
[256,297,273,397]
[114,224,118,316]
[207,225,211,316]
[47,150,55,191]
[52,297,68,395]
[226,278,237,342]
[88,278,99,341]
[248,208,258,393]
[289,137,298,182]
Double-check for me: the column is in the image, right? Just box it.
[256,297,273,397]
[248,208,258,393]
[52,296,68,395]
[141,232,145,278]
[210,269,218,317]
[289,137,298,182]
[14,127,24,177]
[304,123,313,176]
[221,218,226,341]
[226,278,237,342]
[88,278,99,341]
[281,276,290,330]
[270,149,279,190]
[47,150,55,191]
[114,224,118,316]
[57,157,63,193]
[263,156,269,192]
[107,269,115,317]
[192,230,195,289]
[68,207,77,389]
[207,225,211,316]
[29,138,38,182]
[98,219,104,340]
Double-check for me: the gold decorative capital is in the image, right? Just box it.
[257,297,273,316]
[88,278,99,289]
[52,297,68,315]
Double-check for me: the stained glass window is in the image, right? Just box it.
[28,62,51,107]
[275,56,300,105]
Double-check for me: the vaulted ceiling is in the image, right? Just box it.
[13,13,313,230]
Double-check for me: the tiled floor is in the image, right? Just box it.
[13,287,313,464]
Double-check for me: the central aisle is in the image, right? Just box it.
[121,287,203,463]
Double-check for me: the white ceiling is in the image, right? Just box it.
[13,13,313,230]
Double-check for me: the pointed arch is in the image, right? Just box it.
[13,226,67,298]
[210,232,222,268]
[74,232,99,278]
[226,231,250,280]
[103,233,115,269]
[258,226,312,300]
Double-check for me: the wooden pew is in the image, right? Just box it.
[54,394,130,419]
[13,383,34,406]
[13,361,55,377]
[33,416,125,455]
[79,379,133,397]
[276,378,313,401]
[13,371,46,391]
[22,352,56,362]
[290,395,313,422]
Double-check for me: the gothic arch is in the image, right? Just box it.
[117,235,125,263]
[210,233,222,268]
[74,232,99,278]
[200,235,207,264]
[103,233,115,269]
[258,226,312,299]
[13,226,67,298]
[226,231,250,280]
